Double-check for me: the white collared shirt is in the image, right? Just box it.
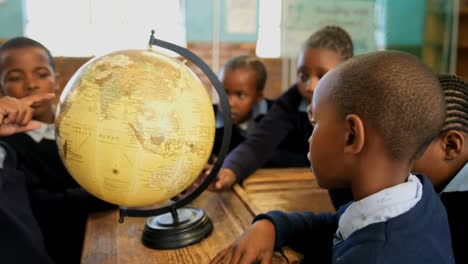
[298,98,308,113]
[25,122,56,143]
[337,174,423,240]
[441,162,468,193]
[0,146,6,169]
[216,99,269,135]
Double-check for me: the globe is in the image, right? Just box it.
[56,49,216,207]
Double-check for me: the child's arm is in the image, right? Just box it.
[211,88,302,191]
[210,219,276,264]
[210,210,339,264]
[0,94,55,136]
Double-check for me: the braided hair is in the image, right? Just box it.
[439,74,468,134]
[304,25,354,61]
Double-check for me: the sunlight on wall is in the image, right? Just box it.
[256,0,281,58]
[24,0,186,57]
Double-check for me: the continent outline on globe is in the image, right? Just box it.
[56,49,215,207]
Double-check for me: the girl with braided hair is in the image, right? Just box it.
[413,74,468,264]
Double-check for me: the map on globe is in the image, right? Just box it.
[56,49,215,207]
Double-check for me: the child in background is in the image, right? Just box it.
[210,51,454,264]
[0,37,113,264]
[210,26,354,191]
[178,55,273,198]
[212,55,272,156]
[412,74,468,263]
[0,93,55,264]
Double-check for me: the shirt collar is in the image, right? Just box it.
[216,99,269,130]
[441,163,468,193]
[298,98,308,113]
[26,122,56,143]
[0,145,6,169]
[337,174,422,241]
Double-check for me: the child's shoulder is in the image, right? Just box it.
[272,84,305,111]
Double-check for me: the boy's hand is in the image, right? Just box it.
[210,219,276,264]
[0,93,55,136]
[208,168,237,192]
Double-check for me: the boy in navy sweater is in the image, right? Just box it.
[210,51,454,263]
[0,37,113,264]
[329,74,468,263]
[0,93,55,264]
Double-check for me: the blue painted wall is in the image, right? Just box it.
[185,0,214,41]
[383,0,426,46]
[185,0,258,42]
[0,0,25,39]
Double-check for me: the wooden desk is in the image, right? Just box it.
[82,190,300,263]
[239,168,335,215]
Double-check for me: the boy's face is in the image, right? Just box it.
[297,48,342,104]
[222,68,262,125]
[0,47,56,120]
[308,70,348,188]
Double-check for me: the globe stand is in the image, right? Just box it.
[118,30,232,250]
[142,207,213,249]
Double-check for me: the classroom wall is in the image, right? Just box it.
[0,0,433,99]
[185,0,258,42]
[0,0,25,40]
[0,0,433,49]
[382,0,426,57]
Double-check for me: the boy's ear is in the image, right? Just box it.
[442,130,464,160]
[344,114,365,155]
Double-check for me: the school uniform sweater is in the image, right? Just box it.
[329,164,468,264]
[0,141,52,264]
[441,191,468,263]
[2,131,114,264]
[222,84,313,182]
[212,99,273,156]
[255,174,454,264]
[437,163,468,264]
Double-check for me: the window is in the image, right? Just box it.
[24,0,186,57]
[256,0,282,58]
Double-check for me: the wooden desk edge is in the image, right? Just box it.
[232,183,262,215]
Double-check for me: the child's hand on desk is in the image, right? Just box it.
[208,168,237,192]
[210,219,276,264]
[0,93,55,136]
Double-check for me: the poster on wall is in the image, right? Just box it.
[226,0,257,34]
[281,0,378,57]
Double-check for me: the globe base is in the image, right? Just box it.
[141,207,213,249]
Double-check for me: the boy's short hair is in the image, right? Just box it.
[305,26,354,61]
[0,37,55,70]
[438,74,468,134]
[330,50,445,161]
[220,55,267,92]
